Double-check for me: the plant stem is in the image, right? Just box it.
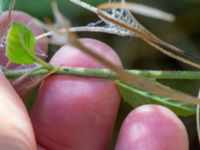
[3,67,200,80]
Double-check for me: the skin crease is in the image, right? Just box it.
[115,105,189,150]
[30,38,123,150]
[0,70,36,150]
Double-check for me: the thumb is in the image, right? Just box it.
[0,70,36,150]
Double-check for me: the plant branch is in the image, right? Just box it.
[3,67,200,80]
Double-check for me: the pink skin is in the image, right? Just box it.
[115,105,189,150]
[0,70,36,150]
[0,11,48,93]
[30,38,123,150]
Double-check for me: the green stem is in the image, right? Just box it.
[33,57,54,70]
[26,51,53,70]
[3,66,200,80]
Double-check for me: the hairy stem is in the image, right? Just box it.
[3,67,200,80]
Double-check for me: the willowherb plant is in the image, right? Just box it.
[1,0,200,144]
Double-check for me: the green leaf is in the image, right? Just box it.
[117,80,196,116]
[5,22,36,64]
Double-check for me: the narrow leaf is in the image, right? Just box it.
[117,80,196,116]
[5,22,36,64]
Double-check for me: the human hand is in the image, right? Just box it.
[0,38,189,150]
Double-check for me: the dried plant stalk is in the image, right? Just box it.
[69,0,200,69]
[101,2,175,22]
[8,0,15,24]
[18,67,60,97]
[97,2,200,69]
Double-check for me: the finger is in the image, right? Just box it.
[30,38,122,150]
[0,70,36,150]
[115,105,189,150]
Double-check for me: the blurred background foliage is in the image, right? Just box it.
[14,0,200,149]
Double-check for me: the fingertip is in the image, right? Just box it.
[115,105,189,150]
[79,38,123,68]
[30,38,122,149]
[50,38,123,68]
